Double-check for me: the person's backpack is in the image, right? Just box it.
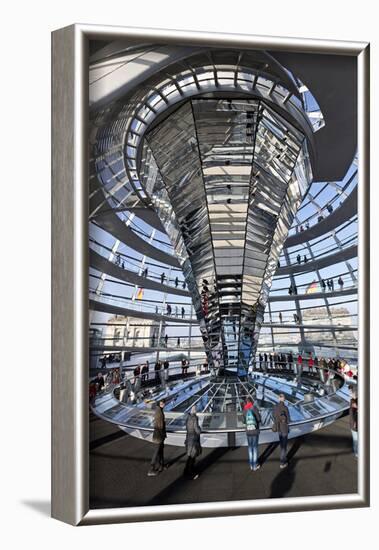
[245,408,258,431]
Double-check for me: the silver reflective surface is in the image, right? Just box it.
[144,98,313,374]
[91,367,350,447]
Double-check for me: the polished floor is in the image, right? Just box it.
[89,414,357,509]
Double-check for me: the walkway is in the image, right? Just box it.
[277,245,357,276]
[285,186,357,248]
[89,298,196,324]
[90,249,189,297]
[94,208,180,268]
[90,414,357,508]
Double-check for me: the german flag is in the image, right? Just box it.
[306,280,318,294]
[136,287,144,300]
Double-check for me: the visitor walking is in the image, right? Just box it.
[154,361,161,382]
[184,359,189,375]
[288,352,294,371]
[273,393,290,468]
[148,400,167,476]
[163,360,169,382]
[243,397,261,471]
[133,365,141,384]
[183,405,202,479]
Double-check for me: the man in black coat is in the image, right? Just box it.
[148,400,167,476]
[273,393,291,468]
[184,405,202,479]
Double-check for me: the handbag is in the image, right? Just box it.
[271,419,278,432]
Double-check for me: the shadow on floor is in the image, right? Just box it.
[269,461,297,498]
[259,442,279,466]
[90,431,127,451]
[167,451,187,467]
[268,438,304,498]
[21,500,51,517]
[287,437,303,461]
[147,447,230,506]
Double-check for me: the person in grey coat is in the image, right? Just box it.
[148,400,167,476]
[273,393,291,469]
[184,405,202,479]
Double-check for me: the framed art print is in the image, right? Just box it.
[51,24,370,525]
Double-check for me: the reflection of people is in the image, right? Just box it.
[94,372,104,392]
[273,393,290,469]
[133,365,141,384]
[243,397,261,471]
[154,361,161,381]
[141,363,148,382]
[350,389,358,458]
[89,382,97,402]
[184,406,202,479]
[148,400,167,476]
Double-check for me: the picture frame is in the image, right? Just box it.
[51,23,370,525]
